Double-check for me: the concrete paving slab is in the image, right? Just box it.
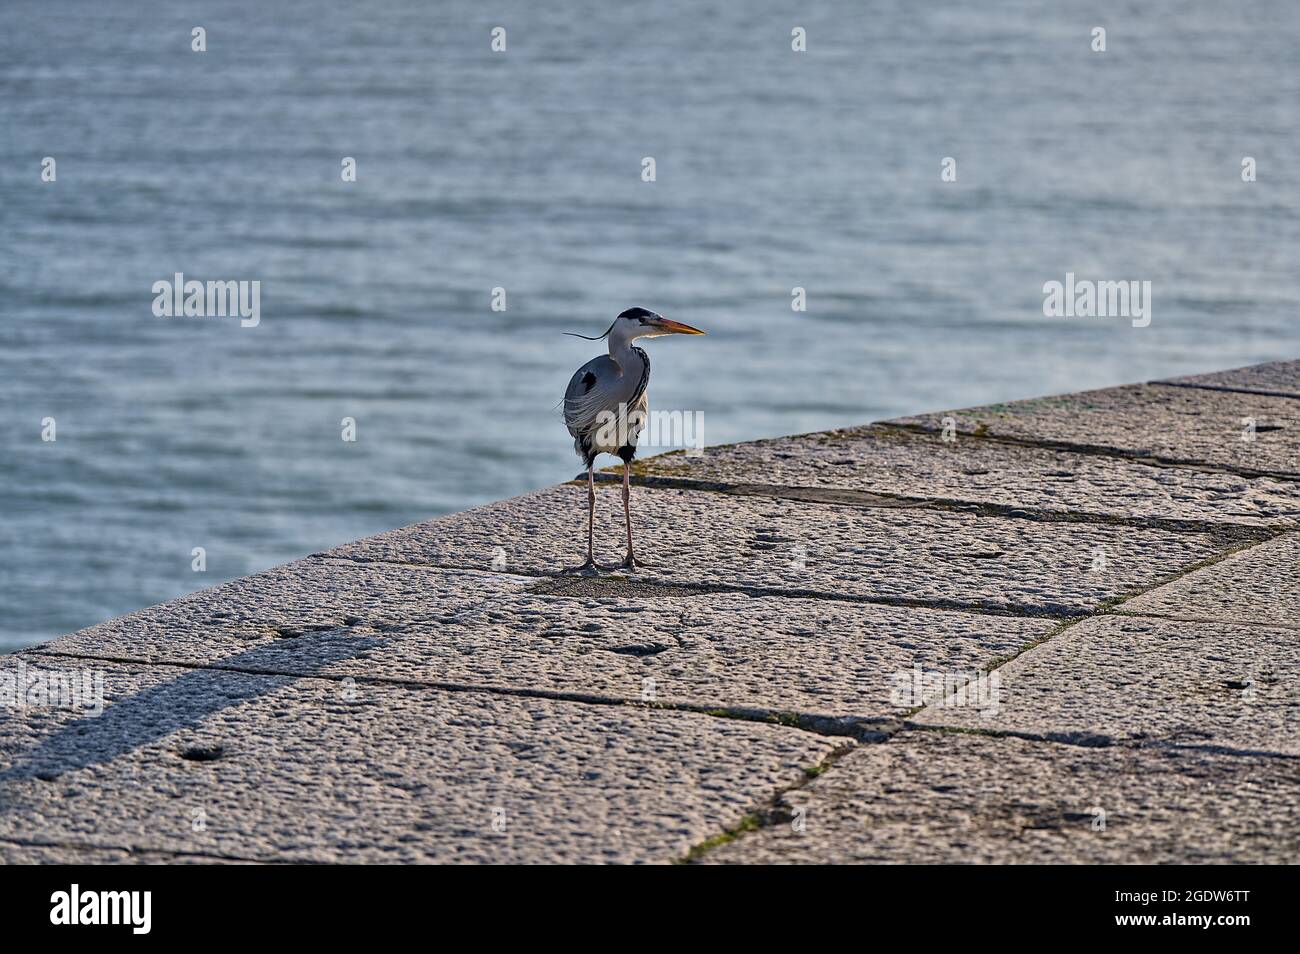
[632,425,1300,528]
[698,731,1300,864]
[1160,360,1300,399]
[33,559,1056,724]
[322,485,1228,617]
[0,659,839,864]
[893,383,1300,478]
[1123,532,1299,628]
[12,361,1294,867]
[912,614,1300,755]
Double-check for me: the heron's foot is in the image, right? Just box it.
[560,559,601,577]
[600,553,644,573]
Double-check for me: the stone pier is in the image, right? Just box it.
[1,361,1297,863]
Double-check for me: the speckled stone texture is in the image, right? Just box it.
[698,732,1300,864]
[910,615,1300,756]
[0,659,840,864]
[631,425,1300,527]
[324,485,1226,616]
[4,362,1297,865]
[1160,360,1300,399]
[1122,532,1299,628]
[33,558,1055,722]
[892,383,1300,477]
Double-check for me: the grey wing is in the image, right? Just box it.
[563,355,642,438]
[563,355,615,437]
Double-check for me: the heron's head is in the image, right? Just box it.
[618,306,706,339]
[566,307,706,345]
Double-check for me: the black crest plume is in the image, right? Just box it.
[563,319,617,341]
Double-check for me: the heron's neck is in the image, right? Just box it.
[607,326,640,365]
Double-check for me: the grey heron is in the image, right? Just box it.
[562,306,706,574]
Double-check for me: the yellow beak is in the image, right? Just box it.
[653,317,706,335]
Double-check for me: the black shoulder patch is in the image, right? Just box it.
[581,371,597,392]
[631,346,651,402]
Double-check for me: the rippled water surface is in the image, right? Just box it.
[3,0,1298,648]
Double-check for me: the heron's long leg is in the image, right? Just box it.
[561,462,599,575]
[587,463,596,564]
[620,462,636,569]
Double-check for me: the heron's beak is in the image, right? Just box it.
[652,316,706,335]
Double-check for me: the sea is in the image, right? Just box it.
[3,0,1298,649]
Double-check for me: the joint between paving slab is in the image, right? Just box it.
[23,648,895,744]
[1110,609,1300,632]
[900,720,1299,761]
[1153,380,1300,402]
[587,473,1278,542]
[675,738,860,864]
[320,551,1084,620]
[875,421,1300,482]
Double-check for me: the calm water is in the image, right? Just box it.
[3,0,1298,649]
